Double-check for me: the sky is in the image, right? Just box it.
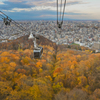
[0,0,100,20]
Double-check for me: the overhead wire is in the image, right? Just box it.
[57,0,58,24]
[57,0,67,28]
[0,14,5,19]
[60,0,62,21]
[62,0,66,24]
[0,16,3,19]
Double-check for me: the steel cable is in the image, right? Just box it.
[57,0,66,28]
[62,0,66,24]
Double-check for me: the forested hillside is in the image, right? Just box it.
[0,35,100,100]
[0,35,56,50]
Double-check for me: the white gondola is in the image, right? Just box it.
[28,32,43,59]
[34,47,43,58]
[33,35,43,58]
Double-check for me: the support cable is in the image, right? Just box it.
[57,0,58,24]
[57,0,67,29]
[0,14,4,18]
[60,0,62,21]
[62,0,66,24]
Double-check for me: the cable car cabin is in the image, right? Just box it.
[34,47,43,59]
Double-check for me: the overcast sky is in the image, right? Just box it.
[0,0,100,20]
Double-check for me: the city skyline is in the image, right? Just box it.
[0,0,100,20]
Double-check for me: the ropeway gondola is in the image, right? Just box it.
[28,32,43,59]
[34,47,43,59]
[33,33,43,59]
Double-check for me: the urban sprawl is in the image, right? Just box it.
[0,20,100,52]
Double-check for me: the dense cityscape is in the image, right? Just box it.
[0,20,100,52]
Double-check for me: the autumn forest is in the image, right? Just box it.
[0,35,100,100]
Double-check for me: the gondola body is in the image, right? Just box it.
[34,47,43,59]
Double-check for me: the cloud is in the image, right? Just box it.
[2,9,57,20]
[67,1,82,5]
[0,1,4,5]
[2,7,88,20]
[66,12,87,15]
[0,0,98,20]
[40,11,87,17]
[27,0,87,7]
[10,6,56,12]
[29,0,56,7]
[39,11,88,20]
[8,0,28,3]
[0,1,34,10]
[7,0,56,7]
[6,0,87,9]
[0,0,88,11]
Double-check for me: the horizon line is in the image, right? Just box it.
[0,19,100,21]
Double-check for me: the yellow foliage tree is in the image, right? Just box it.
[10,62,16,67]
[36,61,42,68]
[0,57,10,63]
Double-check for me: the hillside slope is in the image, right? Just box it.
[0,35,57,50]
[0,35,100,100]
